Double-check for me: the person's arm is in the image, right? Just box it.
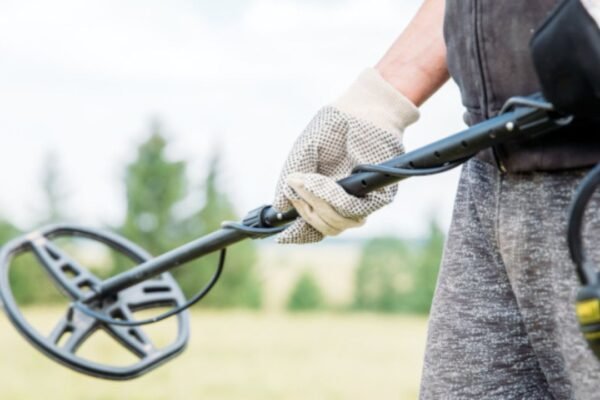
[273,0,449,244]
[376,0,449,107]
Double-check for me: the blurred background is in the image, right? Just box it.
[0,0,467,398]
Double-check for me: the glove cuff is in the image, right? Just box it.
[332,68,420,137]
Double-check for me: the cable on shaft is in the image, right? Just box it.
[72,223,287,327]
[73,157,468,327]
[352,158,469,177]
[568,163,600,285]
[73,249,226,327]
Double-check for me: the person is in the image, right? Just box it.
[272,0,600,398]
[532,0,600,120]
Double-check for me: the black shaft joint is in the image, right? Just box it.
[242,204,272,228]
[222,205,286,239]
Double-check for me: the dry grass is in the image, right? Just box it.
[0,308,428,399]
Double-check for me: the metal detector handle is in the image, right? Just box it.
[262,104,566,227]
[93,99,570,301]
[0,94,573,381]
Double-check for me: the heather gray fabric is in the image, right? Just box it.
[420,158,600,399]
[444,0,600,172]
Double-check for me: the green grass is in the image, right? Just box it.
[0,309,427,399]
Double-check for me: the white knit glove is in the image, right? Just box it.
[273,68,419,244]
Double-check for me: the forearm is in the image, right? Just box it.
[375,0,448,106]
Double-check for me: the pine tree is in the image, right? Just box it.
[119,121,187,263]
[175,153,261,308]
[287,271,324,312]
[10,152,68,304]
[410,221,444,313]
[353,220,444,314]
[117,122,261,308]
[39,151,68,224]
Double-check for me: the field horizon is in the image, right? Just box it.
[0,308,428,399]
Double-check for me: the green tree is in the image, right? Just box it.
[0,218,27,302]
[117,123,261,308]
[353,221,444,314]
[119,122,187,260]
[10,152,69,304]
[409,221,445,313]
[286,271,324,312]
[176,153,261,308]
[38,151,68,225]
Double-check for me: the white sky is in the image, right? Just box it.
[0,0,466,239]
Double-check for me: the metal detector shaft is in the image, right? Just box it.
[90,104,567,302]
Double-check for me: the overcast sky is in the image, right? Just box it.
[0,0,466,239]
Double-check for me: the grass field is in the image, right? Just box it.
[0,309,428,399]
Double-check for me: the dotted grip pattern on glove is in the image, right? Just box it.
[273,68,419,244]
[273,107,406,244]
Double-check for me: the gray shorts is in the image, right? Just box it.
[420,158,600,399]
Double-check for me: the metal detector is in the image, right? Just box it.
[0,95,574,379]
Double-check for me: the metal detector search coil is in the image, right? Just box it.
[0,225,189,380]
[569,163,600,357]
[0,95,573,379]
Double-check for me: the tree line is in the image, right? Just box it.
[1,121,445,314]
[287,223,444,314]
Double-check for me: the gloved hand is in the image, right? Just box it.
[273,68,419,244]
[531,0,600,118]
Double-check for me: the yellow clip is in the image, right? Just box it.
[577,299,600,325]
[585,331,600,340]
